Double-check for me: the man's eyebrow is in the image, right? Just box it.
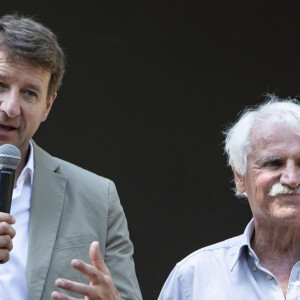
[0,74,42,93]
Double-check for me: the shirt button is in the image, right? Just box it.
[249,252,254,257]
[267,274,273,280]
[252,266,257,272]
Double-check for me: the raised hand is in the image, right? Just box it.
[51,241,122,300]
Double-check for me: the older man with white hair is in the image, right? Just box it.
[159,95,300,300]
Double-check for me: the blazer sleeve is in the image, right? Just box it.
[105,180,142,300]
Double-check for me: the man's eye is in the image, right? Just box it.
[0,82,5,92]
[264,160,282,167]
[24,90,37,97]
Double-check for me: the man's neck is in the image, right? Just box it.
[251,218,300,298]
[252,218,300,259]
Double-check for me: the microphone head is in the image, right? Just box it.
[0,144,21,169]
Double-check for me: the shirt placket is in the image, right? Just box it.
[286,262,300,300]
[247,248,286,300]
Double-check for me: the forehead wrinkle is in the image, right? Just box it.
[249,129,284,164]
[0,59,50,91]
[249,131,300,167]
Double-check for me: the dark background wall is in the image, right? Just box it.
[2,1,300,299]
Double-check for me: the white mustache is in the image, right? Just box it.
[268,183,300,197]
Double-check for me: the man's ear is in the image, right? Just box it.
[42,93,57,122]
[232,166,246,194]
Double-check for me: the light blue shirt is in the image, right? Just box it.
[158,220,300,300]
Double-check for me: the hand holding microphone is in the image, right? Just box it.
[0,144,21,263]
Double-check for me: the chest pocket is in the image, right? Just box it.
[43,233,94,299]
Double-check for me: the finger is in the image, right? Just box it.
[89,241,110,274]
[71,259,107,283]
[0,235,13,250]
[0,249,9,263]
[51,290,83,300]
[55,278,90,296]
[0,213,15,225]
[0,222,16,238]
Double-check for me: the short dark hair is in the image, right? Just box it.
[0,14,65,99]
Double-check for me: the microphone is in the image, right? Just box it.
[0,144,21,213]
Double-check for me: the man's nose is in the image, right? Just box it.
[0,91,21,118]
[280,161,300,188]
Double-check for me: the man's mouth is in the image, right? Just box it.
[0,124,16,131]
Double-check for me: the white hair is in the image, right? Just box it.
[224,94,300,176]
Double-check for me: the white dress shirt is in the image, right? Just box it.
[0,142,34,300]
[158,219,300,300]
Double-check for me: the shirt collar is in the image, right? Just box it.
[229,219,255,271]
[16,141,34,188]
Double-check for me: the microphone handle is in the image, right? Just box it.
[0,167,15,213]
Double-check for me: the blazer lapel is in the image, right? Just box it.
[26,142,67,300]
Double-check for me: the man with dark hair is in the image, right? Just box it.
[0,14,142,300]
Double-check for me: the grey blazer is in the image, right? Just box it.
[25,141,142,300]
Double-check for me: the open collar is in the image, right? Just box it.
[229,219,255,271]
